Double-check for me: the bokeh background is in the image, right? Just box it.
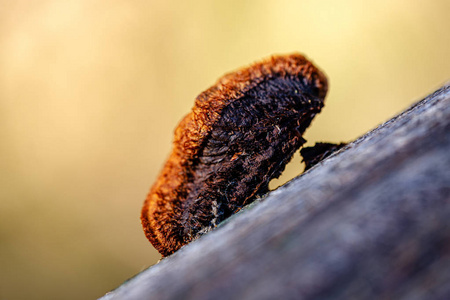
[1,0,449,299]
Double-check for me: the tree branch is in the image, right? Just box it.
[101,84,450,300]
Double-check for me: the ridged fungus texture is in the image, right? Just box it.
[141,53,328,256]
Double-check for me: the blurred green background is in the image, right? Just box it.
[0,0,449,299]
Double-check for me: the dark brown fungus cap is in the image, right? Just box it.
[141,53,328,256]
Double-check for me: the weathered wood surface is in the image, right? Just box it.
[101,84,450,300]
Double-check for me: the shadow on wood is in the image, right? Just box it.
[101,84,450,300]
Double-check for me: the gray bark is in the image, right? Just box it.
[101,84,450,300]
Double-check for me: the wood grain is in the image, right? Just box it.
[104,84,450,300]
